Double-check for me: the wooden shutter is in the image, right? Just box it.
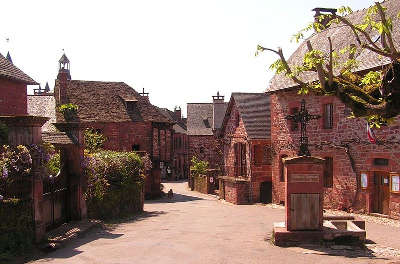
[323,104,333,129]
[323,157,333,187]
[241,143,247,176]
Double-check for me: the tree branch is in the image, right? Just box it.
[306,41,327,91]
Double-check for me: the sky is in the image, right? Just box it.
[1,0,375,117]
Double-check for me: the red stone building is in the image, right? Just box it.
[159,107,189,180]
[0,52,37,115]
[187,93,227,172]
[33,54,173,198]
[218,93,272,204]
[267,1,400,219]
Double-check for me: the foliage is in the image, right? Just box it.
[257,2,400,128]
[57,103,78,114]
[46,152,60,176]
[84,128,107,154]
[57,103,78,121]
[0,145,32,181]
[190,156,208,176]
[0,198,34,257]
[83,150,145,219]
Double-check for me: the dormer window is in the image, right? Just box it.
[126,100,136,112]
[203,117,211,128]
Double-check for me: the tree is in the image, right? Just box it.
[257,3,400,128]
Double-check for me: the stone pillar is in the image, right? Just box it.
[284,156,325,231]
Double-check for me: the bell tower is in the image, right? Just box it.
[57,53,71,80]
[56,53,71,104]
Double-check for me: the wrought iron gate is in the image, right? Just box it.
[42,172,68,230]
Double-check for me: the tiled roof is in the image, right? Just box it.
[221,93,271,139]
[42,131,77,145]
[159,108,187,134]
[0,53,37,85]
[187,103,214,136]
[186,102,228,136]
[27,95,57,132]
[267,0,400,92]
[54,80,171,123]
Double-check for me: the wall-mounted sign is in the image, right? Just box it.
[391,174,400,193]
[290,174,319,183]
[361,173,368,189]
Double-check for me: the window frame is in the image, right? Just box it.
[323,156,334,188]
[323,103,334,129]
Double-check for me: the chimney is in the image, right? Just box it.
[56,53,71,105]
[312,8,337,29]
[174,106,182,120]
[212,91,225,130]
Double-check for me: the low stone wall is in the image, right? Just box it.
[193,174,214,194]
[219,176,249,204]
[0,199,34,255]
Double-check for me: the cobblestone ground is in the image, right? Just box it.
[30,181,400,264]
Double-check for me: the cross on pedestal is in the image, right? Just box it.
[285,99,321,156]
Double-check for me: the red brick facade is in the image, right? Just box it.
[188,135,223,171]
[220,102,272,204]
[270,90,400,219]
[172,132,188,179]
[0,78,28,115]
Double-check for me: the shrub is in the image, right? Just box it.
[190,156,208,177]
[84,128,107,154]
[57,103,78,121]
[83,150,145,219]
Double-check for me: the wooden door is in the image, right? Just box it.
[373,172,390,215]
[290,193,320,230]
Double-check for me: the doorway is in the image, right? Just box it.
[260,181,272,203]
[373,171,390,215]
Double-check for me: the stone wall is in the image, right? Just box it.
[0,78,27,115]
[222,179,249,204]
[270,90,400,218]
[188,135,223,170]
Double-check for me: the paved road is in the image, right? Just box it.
[31,181,400,264]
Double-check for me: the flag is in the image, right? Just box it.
[367,122,376,144]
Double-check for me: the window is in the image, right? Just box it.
[290,107,299,131]
[323,103,334,129]
[279,155,288,182]
[374,158,389,166]
[360,172,368,189]
[323,157,333,188]
[234,143,247,177]
[391,173,400,193]
[253,145,272,165]
[132,144,140,151]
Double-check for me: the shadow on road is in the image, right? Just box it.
[146,193,204,204]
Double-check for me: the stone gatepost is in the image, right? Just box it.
[0,116,49,242]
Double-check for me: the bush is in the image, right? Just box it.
[190,156,208,176]
[84,128,107,154]
[83,150,145,219]
[0,199,34,257]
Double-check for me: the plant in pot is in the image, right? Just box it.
[57,103,78,121]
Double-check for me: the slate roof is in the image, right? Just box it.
[27,95,57,132]
[159,108,187,134]
[187,102,228,136]
[267,0,400,92]
[54,80,171,123]
[220,93,271,139]
[42,131,77,145]
[0,52,37,85]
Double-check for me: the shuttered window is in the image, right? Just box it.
[323,103,334,129]
[324,157,333,188]
[290,107,299,131]
[234,143,247,177]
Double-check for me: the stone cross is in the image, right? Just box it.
[285,99,321,156]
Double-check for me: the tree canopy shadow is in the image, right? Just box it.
[145,193,204,204]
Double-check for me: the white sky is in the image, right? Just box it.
[1,0,374,117]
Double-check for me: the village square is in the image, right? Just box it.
[1,0,400,263]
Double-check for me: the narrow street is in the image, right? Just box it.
[30,181,400,264]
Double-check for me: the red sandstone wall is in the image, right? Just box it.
[270,90,400,218]
[0,78,27,115]
[221,103,272,203]
[188,135,223,170]
[173,133,189,179]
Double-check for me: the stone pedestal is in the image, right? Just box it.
[284,156,325,231]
